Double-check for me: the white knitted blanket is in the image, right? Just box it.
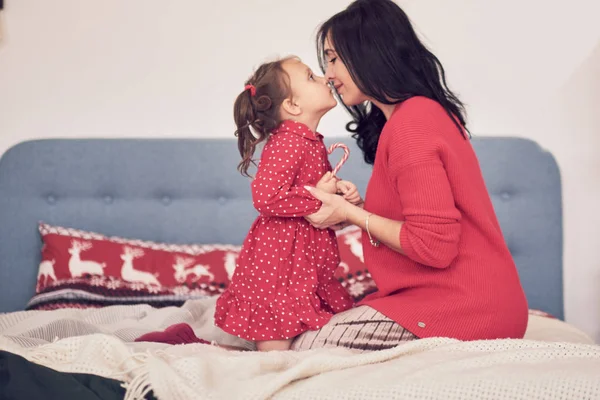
[1,299,600,400]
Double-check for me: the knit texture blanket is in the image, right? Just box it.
[1,298,599,400]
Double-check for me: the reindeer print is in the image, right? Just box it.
[224,252,238,280]
[338,261,350,275]
[344,228,364,262]
[68,240,106,278]
[120,246,160,286]
[37,259,57,286]
[172,256,214,283]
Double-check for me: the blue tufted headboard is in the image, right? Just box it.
[0,137,563,318]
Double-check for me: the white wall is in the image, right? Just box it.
[0,0,598,341]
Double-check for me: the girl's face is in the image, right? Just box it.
[283,58,337,117]
[323,38,368,106]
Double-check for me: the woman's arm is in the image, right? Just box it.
[389,162,461,268]
[383,100,462,268]
[306,169,461,268]
[346,203,405,254]
[305,183,459,269]
[305,101,463,268]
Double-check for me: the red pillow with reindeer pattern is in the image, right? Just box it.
[28,223,241,310]
[334,225,378,302]
[30,223,375,310]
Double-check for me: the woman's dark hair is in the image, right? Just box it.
[234,56,295,176]
[316,0,469,164]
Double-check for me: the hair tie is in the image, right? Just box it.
[244,84,256,97]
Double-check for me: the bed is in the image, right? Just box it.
[0,137,598,400]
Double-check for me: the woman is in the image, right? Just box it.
[292,0,528,351]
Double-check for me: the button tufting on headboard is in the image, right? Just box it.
[500,192,512,201]
[104,195,113,204]
[162,196,171,205]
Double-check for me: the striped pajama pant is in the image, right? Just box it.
[291,306,418,352]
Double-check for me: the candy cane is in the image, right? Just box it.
[328,143,350,176]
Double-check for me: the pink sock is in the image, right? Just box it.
[135,323,211,345]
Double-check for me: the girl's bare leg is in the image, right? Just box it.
[255,339,293,351]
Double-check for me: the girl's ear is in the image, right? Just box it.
[281,98,302,116]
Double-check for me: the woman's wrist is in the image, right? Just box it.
[344,202,370,226]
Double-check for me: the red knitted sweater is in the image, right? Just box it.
[359,96,528,340]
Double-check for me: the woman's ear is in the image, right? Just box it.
[281,98,302,116]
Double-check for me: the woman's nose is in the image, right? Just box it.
[325,64,335,81]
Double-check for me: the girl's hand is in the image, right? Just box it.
[315,171,338,194]
[303,185,350,229]
[336,180,364,206]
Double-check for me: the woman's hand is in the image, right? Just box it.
[303,185,350,230]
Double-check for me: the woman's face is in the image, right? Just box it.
[323,37,368,106]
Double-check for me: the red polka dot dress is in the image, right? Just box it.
[214,120,354,341]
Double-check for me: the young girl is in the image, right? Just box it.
[214,56,361,351]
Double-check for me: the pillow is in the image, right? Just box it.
[334,225,378,302]
[33,222,566,332]
[525,311,595,344]
[28,223,241,310]
[31,223,375,310]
